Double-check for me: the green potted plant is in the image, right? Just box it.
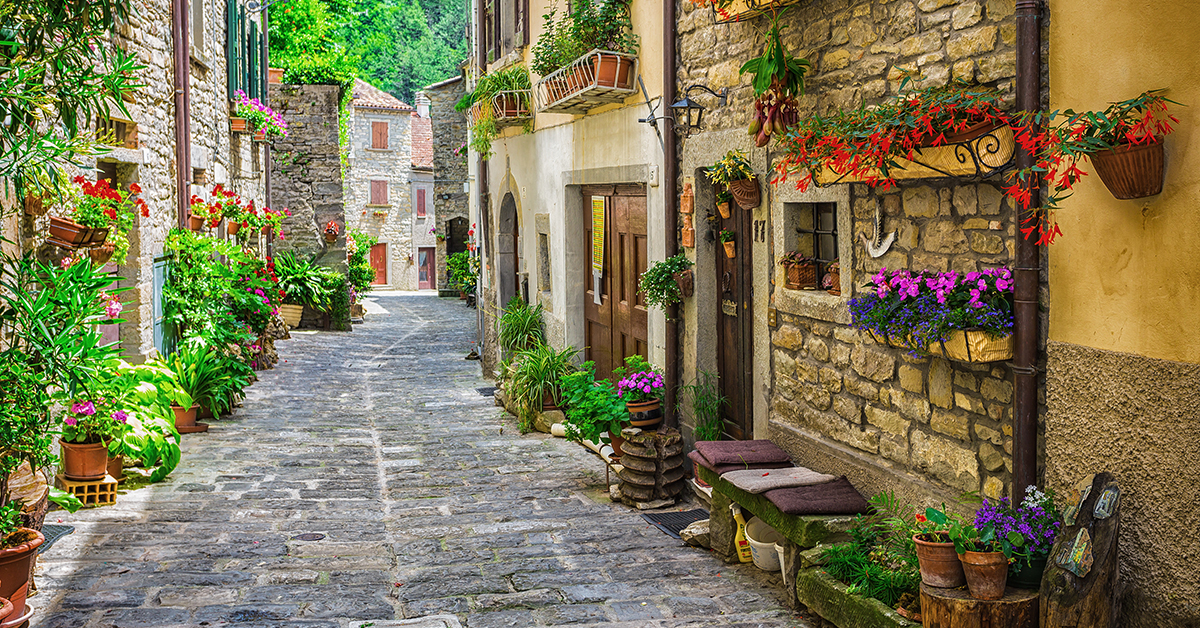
[740,9,809,147]
[498,296,545,353]
[822,259,841,295]
[638,254,693,311]
[719,229,735,258]
[160,345,229,432]
[51,177,142,263]
[508,342,580,432]
[559,361,629,457]
[679,370,726,483]
[614,354,664,429]
[59,400,130,481]
[274,251,335,328]
[715,190,733,219]
[706,150,759,209]
[233,90,288,138]
[531,0,639,100]
[938,502,1026,601]
[779,251,815,290]
[456,65,533,158]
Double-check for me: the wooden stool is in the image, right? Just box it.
[920,584,1038,628]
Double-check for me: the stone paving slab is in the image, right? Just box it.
[31,294,811,628]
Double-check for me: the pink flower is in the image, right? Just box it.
[64,417,77,426]
[111,410,128,423]
[71,401,96,416]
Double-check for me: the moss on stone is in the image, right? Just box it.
[697,465,854,548]
[795,568,919,628]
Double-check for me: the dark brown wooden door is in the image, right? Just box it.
[370,243,388,285]
[418,246,435,290]
[583,184,648,382]
[716,190,754,439]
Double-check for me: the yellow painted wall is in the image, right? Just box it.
[1048,0,1200,364]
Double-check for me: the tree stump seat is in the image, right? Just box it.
[920,583,1038,628]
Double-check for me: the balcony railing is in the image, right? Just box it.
[534,50,639,115]
[469,90,534,128]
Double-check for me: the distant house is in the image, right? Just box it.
[421,75,470,291]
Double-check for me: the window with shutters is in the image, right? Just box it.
[416,188,427,217]
[191,0,206,61]
[226,0,265,102]
[371,122,389,149]
[484,0,528,61]
[369,180,388,206]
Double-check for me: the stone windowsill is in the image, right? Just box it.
[190,50,211,71]
[365,204,392,208]
[775,286,851,325]
[365,148,393,153]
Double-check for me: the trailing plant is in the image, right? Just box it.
[705,150,755,187]
[346,228,378,296]
[498,296,545,353]
[457,65,533,158]
[849,267,1014,355]
[530,0,639,77]
[233,90,289,137]
[560,362,628,446]
[779,251,813,267]
[740,10,809,147]
[509,343,580,432]
[678,371,726,441]
[718,229,735,243]
[638,254,693,310]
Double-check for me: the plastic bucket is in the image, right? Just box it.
[775,543,788,583]
[745,517,784,571]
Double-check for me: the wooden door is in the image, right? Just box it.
[582,184,648,382]
[716,190,754,439]
[370,243,388,285]
[418,246,436,290]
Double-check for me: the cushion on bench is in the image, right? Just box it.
[721,467,838,494]
[688,450,794,475]
[763,476,871,515]
[694,440,793,467]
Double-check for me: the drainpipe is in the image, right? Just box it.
[1012,0,1042,498]
[172,0,191,227]
[475,0,488,357]
[262,8,272,225]
[662,0,679,429]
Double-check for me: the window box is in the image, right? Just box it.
[231,117,249,133]
[470,90,533,129]
[534,50,638,115]
[813,123,1015,186]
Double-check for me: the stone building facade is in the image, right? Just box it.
[269,83,347,275]
[7,0,270,360]
[409,96,438,289]
[675,0,1029,508]
[345,79,416,290]
[422,76,470,290]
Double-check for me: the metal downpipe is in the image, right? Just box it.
[172,0,191,228]
[663,0,679,429]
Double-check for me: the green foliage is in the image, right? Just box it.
[638,254,693,310]
[0,0,144,202]
[613,354,653,379]
[346,228,378,295]
[458,65,533,158]
[821,542,920,608]
[161,345,234,417]
[274,251,336,310]
[530,0,639,77]
[508,343,580,432]
[738,10,809,98]
[163,229,255,351]
[48,487,83,513]
[325,272,352,331]
[447,251,479,295]
[719,229,735,243]
[95,361,185,482]
[705,150,755,187]
[559,362,628,445]
[498,296,544,353]
[679,371,726,441]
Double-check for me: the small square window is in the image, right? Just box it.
[371,122,389,149]
[791,202,838,278]
[370,180,388,205]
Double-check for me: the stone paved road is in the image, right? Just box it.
[32,294,807,628]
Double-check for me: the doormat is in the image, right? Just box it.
[641,509,709,539]
[476,387,496,397]
[38,524,75,554]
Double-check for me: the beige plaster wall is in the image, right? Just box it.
[1047,0,1200,364]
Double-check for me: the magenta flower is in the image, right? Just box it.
[71,401,96,416]
[64,417,78,426]
[111,410,128,424]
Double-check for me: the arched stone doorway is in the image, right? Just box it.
[497,193,519,308]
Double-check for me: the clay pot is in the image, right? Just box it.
[541,393,560,413]
[268,67,285,84]
[171,404,199,429]
[608,432,625,460]
[88,244,115,265]
[728,176,761,209]
[324,232,338,243]
[230,117,248,133]
[107,455,124,482]
[23,195,46,217]
[253,129,266,142]
[59,440,108,481]
[1090,139,1164,199]
[627,400,662,430]
[0,529,44,626]
[673,269,694,298]
[960,550,1009,600]
[592,53,634,89]
[188,213,205,231]
[497,93,525,117]
[48,216,90,247]
[914,533,966,588]
[717,202,731,219]
[227,221,242,236]
[723,241,736,259]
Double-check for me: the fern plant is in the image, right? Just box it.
[679,370,726,441]
[498,296,545,353]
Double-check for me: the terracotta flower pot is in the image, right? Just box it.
[728,176,761,209]
[723,241,736,259]
[592,53,634,89]
[497,93,525,117]
[188,213,205,231]
[60,440,108,481]
[48,216,90,247]
[0,529,44,626]
[717,202,731,219]
[608,432,625,460]
[1090,139,1164,199]
[627,399,662,429]
[171,404,199,429]
[268,67,285,84]
[541,392,560,413]
[914,533,966,588]
[88,244,116,265]
[324,232,338,243]
[960,550,1009,600]
[227,221,242,236]
[231,117,248,133]
[107,454,125,482]
[88,226,110,245]
[253,129,267,142]
[673,269,694,298]
[919,118,1004,147]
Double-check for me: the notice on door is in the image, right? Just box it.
[591,196,605,304]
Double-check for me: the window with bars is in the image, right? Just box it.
[370,180,388,205]
[792,202,839,278]
[226,0,265,102]
[416,188,427,217]
[96,117,139,149]
[371,122,389,149]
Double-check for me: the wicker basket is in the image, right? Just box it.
[785,264,817,290]
[927,330,1014,363]
[823,269,841,295]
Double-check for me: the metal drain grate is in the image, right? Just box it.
[640,509,709,539]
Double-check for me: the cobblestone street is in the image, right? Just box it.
[32,294,804,628]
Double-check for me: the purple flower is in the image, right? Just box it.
[111,410,128,424]
[64,417,78,426]
[71,401,96,416]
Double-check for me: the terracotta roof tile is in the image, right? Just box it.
[411,113,433,169]
[352,79,413,111]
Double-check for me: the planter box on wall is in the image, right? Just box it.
[535,50,638,114]
[814,125,1016,186]
[470,90,533,129]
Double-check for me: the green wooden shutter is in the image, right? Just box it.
[153,256,175,357]
[226,0,238,95]
[249,20,261,100]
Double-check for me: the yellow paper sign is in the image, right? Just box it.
[591,196,605,274]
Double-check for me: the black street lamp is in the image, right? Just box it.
[670,85,728,135]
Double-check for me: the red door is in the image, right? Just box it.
[418,247,435,290]
[370,243,388,285]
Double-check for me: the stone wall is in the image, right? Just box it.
[345,105,415,290]
[424,78,470,289]
[676,0,1035,503]
[268,84,347,274]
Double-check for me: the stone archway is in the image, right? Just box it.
[497,193,519,308]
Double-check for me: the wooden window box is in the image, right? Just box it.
[534,50,638,115]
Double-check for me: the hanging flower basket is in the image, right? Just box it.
[1089,139,1165,199]
[728,176,761,209]
[723,241,736,258]
[717,201,731,219]
[227,221,242,236]
[48,216,91,248]
[231,117,249,133]
[88,244,116,265]
[925,330,1015,363]
[785,264,816,290]
[673,269,694,298]
[23,195,46,217]
[188,213,205,231]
